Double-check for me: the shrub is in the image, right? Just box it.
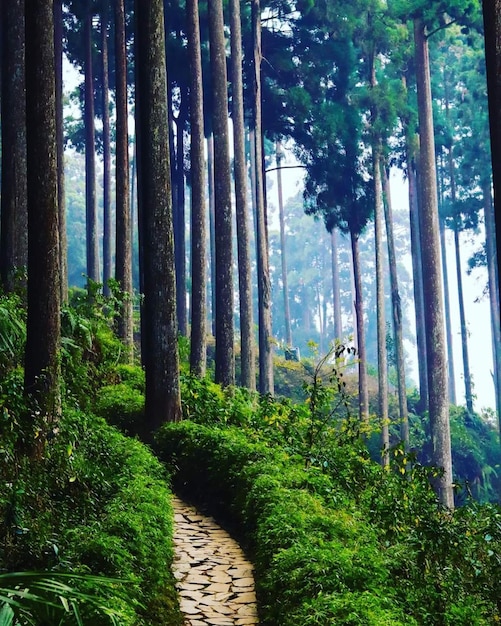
[155,422,412,626]
[94,384,145,435]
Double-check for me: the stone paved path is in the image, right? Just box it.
[172,496,259,626]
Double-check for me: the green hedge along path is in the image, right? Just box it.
[172,496,259,625]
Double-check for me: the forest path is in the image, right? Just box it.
[172,496,259,626]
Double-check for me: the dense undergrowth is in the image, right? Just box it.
[0,291,183,625]
[1,287,501,624]
[152,373,501,625]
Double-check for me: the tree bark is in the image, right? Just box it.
[114,0,133,355]
[482,0,501,318]
[101,0,112,296]
[382,163,409,447]
[24,0,61,426]
[483,183,501,430]
[1,0,27,293]
[373,147,389,463]
[208,0,235,387]
[351,231,369,423]
[135,0,182,431]
[414,18,453,508]
[439,215,457,406]
[186,0,207,377]
[207,134,216,337]
[331,229,342,341]
[84,6,100,284]
[230,0,256,389]
[276,142,293,348]
[54,0,67,304]
[252,0,274,395]
[175,104,188,337]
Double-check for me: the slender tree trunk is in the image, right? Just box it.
[207,134,216,337]
[84,7,100,284]
[24,0,61,427]
[374,147,389,463]
[230,0,255,389]
[252,0,274,395]
[331,229,342,341]
[439,215,457,405]
[208,0,235,387]
[114,0,133,355]
[175,107,188,337]
[453,221,474,415]
[54,0,67,304]
[351,231,369,423]
[187,0,207,377]
[414,18,453,508]
[135,0,182,431]
[1,0,27,293]
[382,163,409,446]
[408,155,429,412]
[101,1,112,296]
[483,183,501,429]
[276,142,293,347]
[482,0,501,318]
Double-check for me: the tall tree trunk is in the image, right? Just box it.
[439,215,457,405]
[135,0,182,431]
[54,0,67,304]
[175,105,188,336]
[252,0,274,395]
[330,229,342,341]
[207,134,216,337]
[230,0,255,389]
[414,18,453,508]
[101,1,112,296]
[453,221,474,415]
[408,155,429,412]
[186,0,207,377]
[382,163,409,446]
[1,0,27,293]
[483,182,501,429]
[482,0,501,316]
[276,142,293,347]
[84,6,100,284]
[373,147,389,463]
[24,0,61,427]
[351,231,369,423]
[114,0,133,355]
[208,0,235,387]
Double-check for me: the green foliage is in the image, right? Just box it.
[0,407,182,626]
[94,385,145,435]
[0,295,26,375]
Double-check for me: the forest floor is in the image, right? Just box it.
[172,496,259,625]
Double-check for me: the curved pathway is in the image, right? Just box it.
[172,496,259,626]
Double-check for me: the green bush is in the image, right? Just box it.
[94,384,145,435]
[0,409,183,626]
[155,422,412,626]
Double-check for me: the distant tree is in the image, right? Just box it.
[1,0,28,293]
[135,0,182,431]
[24,0,61,432]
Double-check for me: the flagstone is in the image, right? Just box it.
[172,496,259,625]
